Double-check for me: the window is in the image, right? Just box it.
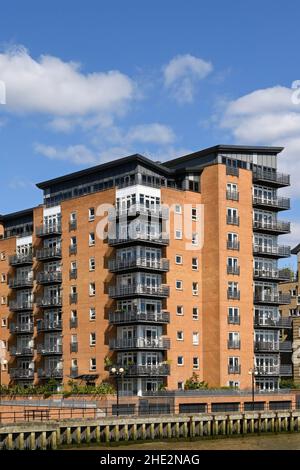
[175,204,182,214]
[192,207,198,221]
[89,283,96,296]
[1,361,7,371]
[192,257,198,270]
[193,357,199,369]
[1,318,7,327]
[176,305,184,316]
[192,233,198,246]
[176,280,183,290]
[89,207,95,221]
[177,331,184,341]
[90,358,96,371]
[175,230,182,239]
[175,254,183,265]
[70,236,77,246]
[1,296,6,305]
[177,381,184,390]
[177,356,184,366]
[228,307,240,324]
[228,381,240,388]
[192,282,198,295]
[89,308,96,321]
[192,307,199,320]
[89,232,95,246]
[1,273,6,283]
[70,212,76,222]
[193,332,199,345]
[0,252,5,261]
[90,332,96,346]
[89,257,95,271]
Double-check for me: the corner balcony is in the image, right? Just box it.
[10,322,34,334]
[109,310,170,325]
[37,344,63,355]
[9,300,33,312]
[109,203,169,220]
[256,366,280,376]
[9,253,33,266]
[252,196,290,211]
[37,368,63,379]
[9,277,33,289]
[279,341,292,352]
[280,364,293,376]
[36,296,62,308]
[108,258,169,273]
[254,341,279,352]
[37,319,62,332]
[108,284,170,299]
[37,271,62,285]
[253,169,290,187]
[109,337,170,351]
[36,224,62,237]
[253,244,290,258]
[36,247,62,261]
[253,220,290,234]
[117,364,170,377]
[254,292,291,305]
[108,234,169,247]
[254,316,292,329]
[10,368,34,380]
[253,268,292,282]
[10,346,34,356]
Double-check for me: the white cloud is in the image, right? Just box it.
[34,143,97,165]
[220,85,300,197]
[126,123,175,145]
[163,54,213,104]
[0,45,134,116]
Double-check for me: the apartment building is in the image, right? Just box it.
[0,145,291,395]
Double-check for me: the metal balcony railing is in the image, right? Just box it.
[10,346,34,356]
[69,220,77,230]
[256,366,280,376]
[37,271,62,284]
[109,310,170,325]
[37,319,62,332]
[69,245,77,255]
[280,364,293,375]
[9,368,34,379]
[254,293,291,304]
[10,322,34,334]
[36,296,62,308]
[37,344,63,355]
[69,269,77,280]
[227,240,240,250]
[228,365,241,374]
[70,366,79,378]
[227,289,240,300]
[227,340,241,349]
[70,342,78,353]
[253,169,290,186]
[108,258,169,273]
[227,316,240,325]
[9,277,33,289]
[226,215,239,226]
[109,285,170,298]
[253,244,290,257]
[254,316,292,328]
[9,300,33,311]
[69,293,78,304]
[253,268,292,281]
[70,317,78,328]
[109,337,170,350]
[254,341,279,352]
[37,368,63,379]
[118,364,170,377]
[226,166,239,177]
[108,234,169,247]
[9,253,33,266]
[109,203,169,220]
[226,190,239,201]
[36,224,62,237]
[279,341,292,352]
[252,196,290,210]
[253,219,290,233]
[227,265,240,275]
[36,247,62,261]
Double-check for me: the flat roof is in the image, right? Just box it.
[0,207,35,223]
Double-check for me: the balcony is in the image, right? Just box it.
[226,166,239,177]
[253,169,290,187]
[227,265,240,275]
[37,319,62,332]
[37,271,62,284]
[37,368,63,379]
[37,344,63,355]
[10,368,34,379]
[9,277,33,289]
[36,224,62,237]
[109,310,170,325]
[226,215,239,226]
[253,268,292,282]
[118,364,170,377]
[69,220,77,231]
[254,341,279,352]
[252,196,290,211]
[10,322,33,334]
[108,258,170,273]
[253,244,290,258]
[69,293,78,304]
[109,284,170,299]
[227,240,240,251]
[280,364,293,376]
[108,234,169,247]
[9,300,33,311]
[36,296,62,308]
[228,365,241,374]
[70,342,78,353]
[69,245,77,255]
[226,190,239,201]
[109,203,169,220]
[109,337,170,350]
[227,289,240,300]
[254,316,292,328]
[253,220,290,234]
[70,317,78,328]
[227,316,240,325]
[254,293,291,305]
[10,346,34,356]
[9,253,33,266]
[256,366,280,376]
[227,340,241,349]
[69,269,77,280]
[279,341,292,352]
[36,247,62,261]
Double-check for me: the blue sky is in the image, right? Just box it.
[0,0,299,265]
